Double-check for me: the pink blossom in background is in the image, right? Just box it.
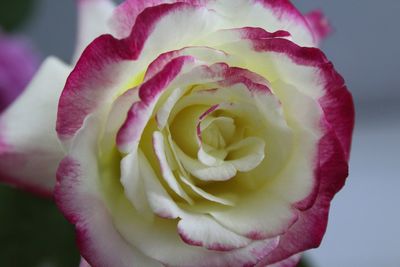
[0,32,40,112]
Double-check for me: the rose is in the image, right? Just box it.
[0,32,39,112]
[0,0,354,266]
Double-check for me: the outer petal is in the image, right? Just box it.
[261,131,349,265]
[109,0,208,38]
[304,10,332,45]
[263,253,301,267]
[0,57,71,196]
[177,214,253,251]
[110,0,317,46]
[55,116,163,267]
[211,27,354,159]
[57,2,222,142]
[109,0,164,38]
[235,31,354,265]
[207,0,316,46]
[73,0,115,63]
[198,28,353,263]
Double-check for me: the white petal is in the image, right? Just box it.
[102,88,139,155]
[226,136,266,172]
[139,149,183,219]
[56,115,162,267]
[177,214,251,251]
[120,148,152,215]
[156,87,185,130]
[180,175,235,206]
[153,131,193,204]
[210,188,298,240]
[0,57,71,194]
[265,80,322,203]
[113,191,280,266]
[174,143,237,181]
[205,0,315,46]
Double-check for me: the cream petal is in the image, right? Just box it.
[0,57,71,195]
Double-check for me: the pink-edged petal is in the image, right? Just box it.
[117,56,195,153]
[233,37,352,263]
[236,35,352,263]
[55,115,163,267]
[57,33,137,142]
[261,130,349,264]
[251,30,354,159]
[116,101,151,153]
[261,253,301,267]
[115,153,282,266]
[58,2,221,143]
[304,10,332,45]
[265,68,352,262]
[237,27,291,40]
[101,88,139,154]
[56,158,162,267]
[145,46,233,82]
[210,188,298,241]
[246,35,354,195]
[219,29,354,159]
[109,0,165,38]
[265,80,322,209]
[318,65,354,161]
[0,57,71,196]
[114,201,281,266]
[109,0,209,38]
[73,0,115,63]
[138,56,195,105]
[110,0,315,46]
[178,214,252,251]
[203,0,316,46]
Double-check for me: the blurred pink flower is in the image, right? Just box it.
[0,32,40,112]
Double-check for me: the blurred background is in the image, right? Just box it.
[0,0,399,266]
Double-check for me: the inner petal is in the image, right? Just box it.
[200,116,236,149]
[170,105,207,158]
[153,131,193,204]
[226,136,266,172]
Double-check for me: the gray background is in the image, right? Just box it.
[19,1,400,266]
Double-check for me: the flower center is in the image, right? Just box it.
[200,115,235,150]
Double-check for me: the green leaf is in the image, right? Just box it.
[0,185,80,267]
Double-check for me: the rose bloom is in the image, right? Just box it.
[0,0,354,267]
